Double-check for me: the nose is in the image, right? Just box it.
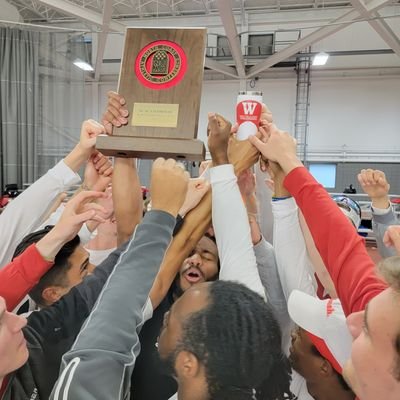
[8,312,27,333]
[188,252,202,267]
[346,311,364,339]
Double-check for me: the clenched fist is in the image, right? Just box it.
[151,158,190,217]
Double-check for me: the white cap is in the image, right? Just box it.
[288,290,353,374]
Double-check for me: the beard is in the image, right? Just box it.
[157,346,179,379]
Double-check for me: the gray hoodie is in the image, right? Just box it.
[50,210,175,400]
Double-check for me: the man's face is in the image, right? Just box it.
[46,245,94,304]
[177,237,218,293]
[157,283,210,365]
[343,288,400,400]
[289,327,323,382]
[0,297,28,377]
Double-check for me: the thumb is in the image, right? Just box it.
[207,113,219,134]
[248,134,265,151]
[198,180,210,193]
[74,209,97,225]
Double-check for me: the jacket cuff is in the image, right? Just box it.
[145,209,177,231]
[49,159,81,188]
[372,207,397,224]
[210,164,235,184]
[31,243,55,266]
[271,196,297,216]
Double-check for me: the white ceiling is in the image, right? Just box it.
[4,0,400,80]
[8,0,358,22]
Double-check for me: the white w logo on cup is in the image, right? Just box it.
[242,101,258,115]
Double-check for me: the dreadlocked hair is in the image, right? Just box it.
[177,280,294,400]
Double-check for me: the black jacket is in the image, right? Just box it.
[1,244,127,400]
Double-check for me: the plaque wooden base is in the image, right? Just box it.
[99,27,207,161]
[96,135,205,161]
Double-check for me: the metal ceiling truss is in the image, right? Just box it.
[350,0,400,57]
[7,0,400,80]
[247,0,397,78]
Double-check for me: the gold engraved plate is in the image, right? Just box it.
[151,50,169,75]
[131,103,179,128]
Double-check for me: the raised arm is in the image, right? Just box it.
[101,92,263,309]
[112,158,143,246]
[268,163,317,300]
[249,125,387,315]
[208,112,265,298]
[50,159,189,400]
[0,120,106,268]
[0,190,107,312]
[358,169,398,258]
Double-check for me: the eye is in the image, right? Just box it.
[202,252,214,261]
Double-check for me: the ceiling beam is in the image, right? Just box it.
[350,0,400,57]
[246,0,393,78]
[204,58,238,79]
[200,0,210,13]
[94,0,113,80]
[37,0,126,31]
[215,0,246,79]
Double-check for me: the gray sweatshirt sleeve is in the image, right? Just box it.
[50,210,176,400]
[253,238,292,349]
[372,207,399,258]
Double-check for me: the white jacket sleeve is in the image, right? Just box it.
[0,160,80,268]
[272,197,316,301]
[210,164,265,299]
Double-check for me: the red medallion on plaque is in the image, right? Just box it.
[135,40,187,90]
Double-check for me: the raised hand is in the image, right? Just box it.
[36,191,108,261]
[178,178,210,217]
[227,103,273,174]
[101,91,129,135]
[249,123,302,175]
[358,169,390,209]
[78,119,106,155]
[54,191,108,241]
[150,159,189,217]
[207,113,232,166]
[383,225,400,255]
[83,151,113,192]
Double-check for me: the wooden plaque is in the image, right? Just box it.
[97,27,207,161]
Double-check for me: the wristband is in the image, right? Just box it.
[272,195,292,202]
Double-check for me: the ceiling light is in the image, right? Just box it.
[73,58,94,71]
[312,52,329,66]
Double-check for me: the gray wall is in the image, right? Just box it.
[311,162,400,195]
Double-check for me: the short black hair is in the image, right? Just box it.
[13,226,81,307]
[177,280,294,400]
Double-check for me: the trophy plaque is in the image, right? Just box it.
[97,27,207,160]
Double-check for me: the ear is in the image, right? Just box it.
[41,286,62,305]
[319,358,335,377]
[175,350,201,379]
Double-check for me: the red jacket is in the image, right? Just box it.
[0,244,53,311]
[284,167,387,315]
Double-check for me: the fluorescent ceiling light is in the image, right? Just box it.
[312,52,329,66]
[73,58,94,71]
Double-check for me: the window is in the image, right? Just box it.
[247,34,274,56]
[216,36,232,57]
[309,164,337,188]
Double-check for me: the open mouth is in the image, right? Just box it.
[184,267,204,284]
